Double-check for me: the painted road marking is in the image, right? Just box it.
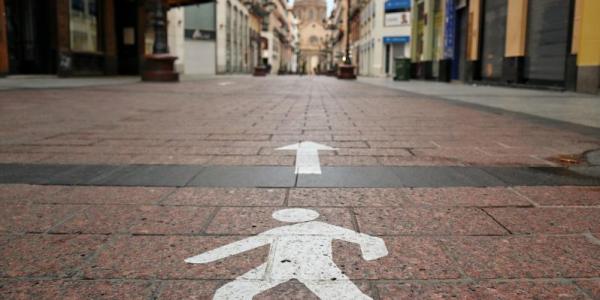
[185,208,388,299]
[219,82,233,86]
[276,141,337,174]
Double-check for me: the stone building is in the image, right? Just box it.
[293,0,328,74]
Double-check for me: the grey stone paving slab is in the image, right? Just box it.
[187,166,296,187]
[481,167,600,186]
[568,166,600,178]
[391,166,506,187]
[297,167,403,187]
[0,164,74,184]
[1,164,599,187]
[89,165,203,187]
[44,164,125,185]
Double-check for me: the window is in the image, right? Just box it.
[309,35,319,45]
[308,9,314,21]
[69,0,98,52]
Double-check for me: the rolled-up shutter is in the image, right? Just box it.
[524,0,571,84]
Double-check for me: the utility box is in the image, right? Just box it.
[394,58,411,81]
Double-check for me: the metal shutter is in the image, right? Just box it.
[524,0,571,83]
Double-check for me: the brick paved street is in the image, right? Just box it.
[1,77,599,299]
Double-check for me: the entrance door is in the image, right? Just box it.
[115,0,140,74]
[5,0,55,74]
[481,0,507,80]
[452,7,467,81]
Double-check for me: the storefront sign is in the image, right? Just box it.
[385,12,411,27]
[443,0,456,59]
[184,29,216,41]
[383,36,410,44]
[385,0,411,11]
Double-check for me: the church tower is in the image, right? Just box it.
[292,0,328,74]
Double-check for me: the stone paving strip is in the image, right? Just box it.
[1,163,600,188]
[0,185,599,299]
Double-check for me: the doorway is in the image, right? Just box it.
[5,0,56,74]
[451,7,468,81]
[115,0,140,74]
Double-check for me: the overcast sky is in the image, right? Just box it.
[289,0,334,14]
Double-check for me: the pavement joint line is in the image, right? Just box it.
[583,232,600,246]
[507,187,540,207]
[43,205,91,235]
[148,279,164,300]
[70,233,122,280]
[283,189,291,207]
[435,239,473,281]
[8,232,594,238]
[348,207,361,232]
[1,277,598,284]
[155,188,179,206]
[200,207,221,234]
[2,202,566,209]
[573,279,598,299]
[480,208,513,235]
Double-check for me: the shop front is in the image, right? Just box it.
[0,0,211,77]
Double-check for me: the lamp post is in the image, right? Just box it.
[325,19,337,76]
[142,0,179,82]
[243,0,276,76]
[337,0,356,79]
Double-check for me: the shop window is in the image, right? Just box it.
[70,0,99,52]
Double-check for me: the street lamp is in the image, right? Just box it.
[337,0,356,80]
[325,19,337,76]
[142,0,179,82]
[243,0,276,76]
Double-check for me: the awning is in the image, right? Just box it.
[165,0,213,7]
[383,36,410,44]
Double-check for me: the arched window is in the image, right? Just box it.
[308,9,314,21]
[309,35,319,45]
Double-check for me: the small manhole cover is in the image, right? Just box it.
[586,149,600,166]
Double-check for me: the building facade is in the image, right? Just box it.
[410,0,600,94]
[358,0,412,77]
[167,1,249,75]
[293,0,328,74]
[0,0,214,77]
[167,2,217,75]
[289,11,300,73]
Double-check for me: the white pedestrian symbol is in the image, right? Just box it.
[185,208,388,299]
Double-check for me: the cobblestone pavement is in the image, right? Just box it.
[1,76,599,299]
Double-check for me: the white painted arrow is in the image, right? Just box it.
[276,141,337,174]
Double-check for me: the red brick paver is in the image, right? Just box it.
[1,77,599,298]
[0,77,597,166]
